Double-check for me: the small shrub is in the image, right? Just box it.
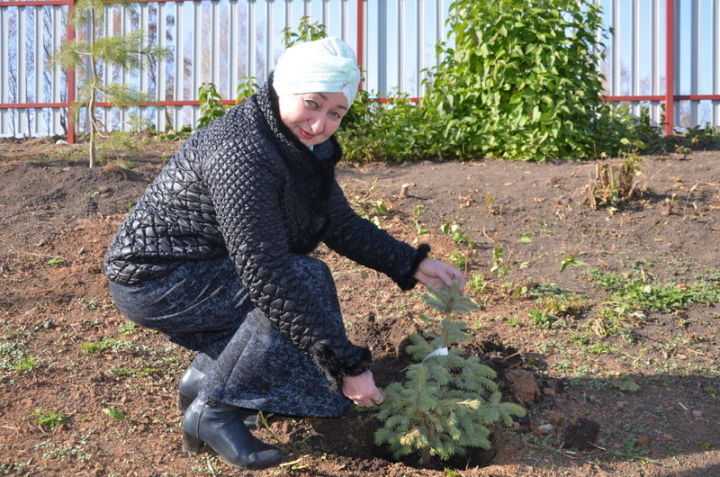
[375,282,525,462]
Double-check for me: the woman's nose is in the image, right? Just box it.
[308,115,325,135]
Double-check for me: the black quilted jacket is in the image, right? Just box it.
[104,78,430,381]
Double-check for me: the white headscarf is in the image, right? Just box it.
[272,36,361,106]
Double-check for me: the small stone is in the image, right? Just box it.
[43,320,56,329]
[692,410,703,418]
[535,423,554,435]
[55,139,69,145]
[399,183,412,198]
[542,386,556,396]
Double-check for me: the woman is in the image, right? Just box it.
[105,37,465,471]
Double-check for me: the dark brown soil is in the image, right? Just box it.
[1,138,719,476]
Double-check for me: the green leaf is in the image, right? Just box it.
[560,256,585,273]
[103,406,127,421]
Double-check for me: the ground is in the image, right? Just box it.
[1,137,719,476]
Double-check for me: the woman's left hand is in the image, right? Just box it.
[414,257,466,293]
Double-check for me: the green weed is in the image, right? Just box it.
[560,256,585,273]
[607,438,651,461]
[12,355,39,372]
[371,200,390,216]
[79,338,132,354]
[586,342,615,354]
[103,407,127,421]
[0,342,39,373]
[440,222,470,244]
[117,322,137,335]
[109,367,161,377]
[47,257,65,266]
[34,434,92,461]
[34,408,69,430]
[467,274,487,294]
[413,220,429,236]
[588,269,720,313]
[518,233,533,243]
[490,247,510,276]
[448,250,470,270]
[528,283,574,300]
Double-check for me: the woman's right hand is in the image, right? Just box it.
[342,370,384,407]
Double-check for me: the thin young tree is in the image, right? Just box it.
[54,0,166,167]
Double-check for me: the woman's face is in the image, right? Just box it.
[278,92,348,147]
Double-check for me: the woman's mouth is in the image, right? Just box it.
[298,129,315,140]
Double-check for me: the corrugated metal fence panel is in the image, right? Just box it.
[369,0,448,97]
[600,0,720,129]
[1,2,68,138]
[2,0,720,138]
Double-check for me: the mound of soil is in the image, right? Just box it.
[1,141,719,476]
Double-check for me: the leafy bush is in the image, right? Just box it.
[197,82,227,129]
[421,0,616,161]
[339,92,439,163]
[283,16,327,48]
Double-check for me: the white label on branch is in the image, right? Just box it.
[424,347,449,361]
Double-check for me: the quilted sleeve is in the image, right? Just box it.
[202,145,370,383]
[323,181,430,290]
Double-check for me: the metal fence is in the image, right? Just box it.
[601,0,720,135]
[1,0,719,140]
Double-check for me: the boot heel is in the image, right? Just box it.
[182,430,204,453]
[178,392,193,413]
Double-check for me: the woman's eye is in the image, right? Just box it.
[329,111,342,120]
[305,99,318,108]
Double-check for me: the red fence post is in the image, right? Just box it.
[356,0,364,89]
[66,0,76,143]
[664,0,675,136]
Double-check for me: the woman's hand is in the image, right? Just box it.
[342,370,384,407]
[414,257,466,293]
